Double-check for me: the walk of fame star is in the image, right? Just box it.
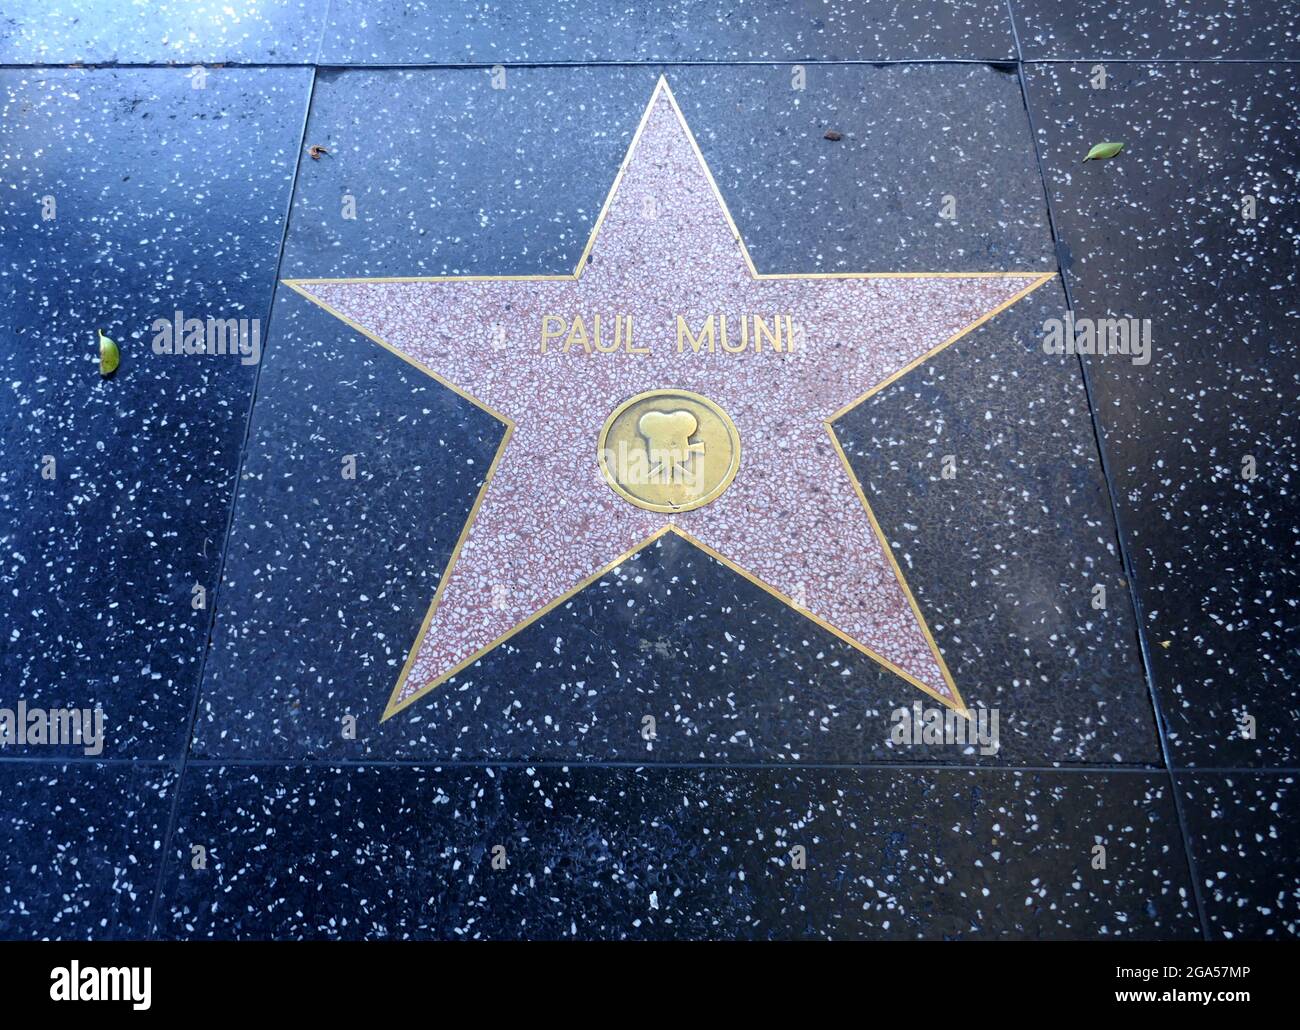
[285,78,1054,722]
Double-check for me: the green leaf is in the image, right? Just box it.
[1082,141,1124,163]
[97,329,119,377]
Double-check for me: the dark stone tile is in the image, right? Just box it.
[282,65,1055,281]
[1179,773,1300,939]
[197,65,1108,763]
[197,505,1052,762]
[156,764,1197,939]
[838,278,1158,763]
[1013,0,1299,60]
[0,0,328,65]
[191,292,504,759]
[321,1,1015,64]
[0,762,175,940]
[1023,64,1300,767]
[280,67,657,279]
[677,64,1056,275]
[0,67,311,758]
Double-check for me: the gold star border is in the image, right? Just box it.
[283,77,1056,722]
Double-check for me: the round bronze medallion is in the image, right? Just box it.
[597,389,741,513]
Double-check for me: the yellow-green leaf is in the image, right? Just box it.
[98,329,119,377]
[1082,141,1124,163]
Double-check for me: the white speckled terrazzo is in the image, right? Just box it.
[4,6,1294,944]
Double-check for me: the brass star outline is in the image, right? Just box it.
[285,78,1054,722]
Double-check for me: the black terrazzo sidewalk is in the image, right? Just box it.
[0,1,1295,940]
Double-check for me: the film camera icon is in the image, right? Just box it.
[637,409,706,485]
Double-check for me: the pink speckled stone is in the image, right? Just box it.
[294,81,1049,716]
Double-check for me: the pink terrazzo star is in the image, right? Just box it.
[287,78,1053,721]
